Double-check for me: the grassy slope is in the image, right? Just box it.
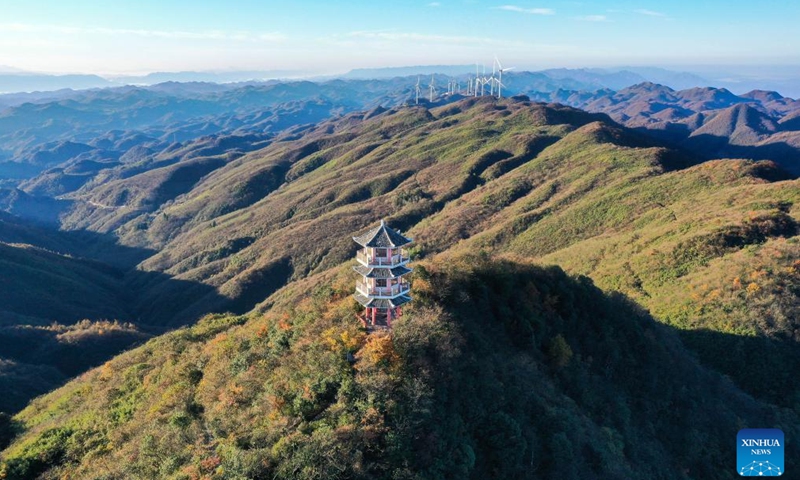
[60,101,615,323]
[402,114,799,406]
[2,255,796,480]
[56,98,798,408]
[417,137,799,406]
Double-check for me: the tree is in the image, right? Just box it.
[0,412,15,450]
[547,335,573,368]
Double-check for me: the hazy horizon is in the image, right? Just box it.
[2,62,800,80]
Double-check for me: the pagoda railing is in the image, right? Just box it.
[356,250,409,267]
[356,280,411,298]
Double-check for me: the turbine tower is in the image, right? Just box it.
[490,61,496,96]
[415,76,421,105]
[474,64,480,97]
[494,55,515,99]
[429,75,436,102]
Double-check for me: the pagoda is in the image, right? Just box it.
[353,220,412,329]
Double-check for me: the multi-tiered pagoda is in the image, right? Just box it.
[353,220,412,329]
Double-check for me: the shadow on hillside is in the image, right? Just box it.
[683,135,800,178]
[0,412,22,450]
[441,258,800,415]
[632,126,800,178]
[0,209,147,268]
[0,221,237,414]
[54,226,153,268]
[0,188,73,225]
[414,257,799,477]
[678,328,800,411]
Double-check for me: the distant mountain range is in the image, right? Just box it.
[0,79,419,185]
[111,69,303,85]
[525,82,800,174]
[2,64,800,97]
[341,65,478,79]
[0,70,301,95]
[0,73,112,94]
[2,73,799,197]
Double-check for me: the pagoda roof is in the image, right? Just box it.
[354,293,412,309]
[352,265,411,278]
[353,220,412,248]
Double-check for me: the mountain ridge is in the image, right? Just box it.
[527,82,800,175]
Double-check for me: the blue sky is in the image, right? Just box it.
[1,0,798,75]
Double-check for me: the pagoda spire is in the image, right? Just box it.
[352,221,412,330]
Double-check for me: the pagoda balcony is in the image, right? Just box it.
[356,280,411,298]
[356,249,409,267]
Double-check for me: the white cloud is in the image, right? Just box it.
[495,5,556,15]
[337,30,577,53]
[576,15,608,22]
[346,30,510,46]
[427,2,441,6]
[634,9,667,17]
[0,38,68,49]
[256,32,288,42]
[0,23,286,42]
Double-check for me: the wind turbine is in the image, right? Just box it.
[415,76,421,105]
[494,56,515,99]
[475,64,480,96]
[429,75,436,102]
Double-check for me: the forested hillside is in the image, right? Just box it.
[2,255,797,479]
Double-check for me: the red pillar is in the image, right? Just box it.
[387,308,392,328]
[371,307,376,325]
